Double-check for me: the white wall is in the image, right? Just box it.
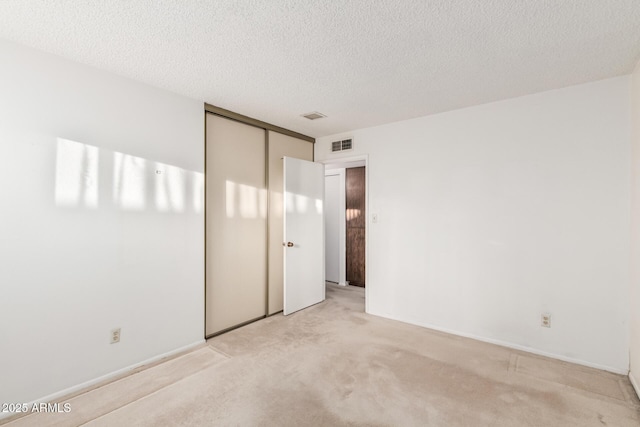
[630,61,640,395]
[0,39,204,408]
[324,168,346,285]
[316,77,631,373]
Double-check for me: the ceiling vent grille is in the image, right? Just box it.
[331,138,353,152]
[302,111,326,120]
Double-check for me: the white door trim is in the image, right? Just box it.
[324,168,346,286]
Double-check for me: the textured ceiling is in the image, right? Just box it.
[1,1,639,138]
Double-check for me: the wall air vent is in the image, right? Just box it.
[302,111,326,120]
[331,138,353,152]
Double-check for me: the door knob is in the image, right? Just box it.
[286,242,294,247]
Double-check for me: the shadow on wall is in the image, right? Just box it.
[54,138,204,212]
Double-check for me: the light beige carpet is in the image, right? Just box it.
[4,284,640,426]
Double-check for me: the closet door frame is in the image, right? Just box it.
[205,104,314,143]
[204,105,314,338]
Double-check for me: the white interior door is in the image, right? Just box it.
[283,157,325,315]
[267,131,314,315]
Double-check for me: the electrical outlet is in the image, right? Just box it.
[541,313,551,328]
[111,328,121,344]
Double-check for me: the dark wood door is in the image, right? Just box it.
[346,167,365,287]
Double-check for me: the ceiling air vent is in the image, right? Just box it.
[331,138,353,152]
[302,111,326,120]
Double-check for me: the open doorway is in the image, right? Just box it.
[346,166,366,287]
[323,158,367,290]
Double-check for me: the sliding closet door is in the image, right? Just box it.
[206,114,267,336]
[267,131,313,315]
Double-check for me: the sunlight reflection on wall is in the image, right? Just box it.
[225,180,267,219]
[55,138,99,208]
[192,172,204,213]
[113,152,146,210]
[55,137,203,213]
[155,163,185,212]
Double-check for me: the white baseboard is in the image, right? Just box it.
[630,372,640,399]
[0,340,205,421]
[374,313,628,375]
